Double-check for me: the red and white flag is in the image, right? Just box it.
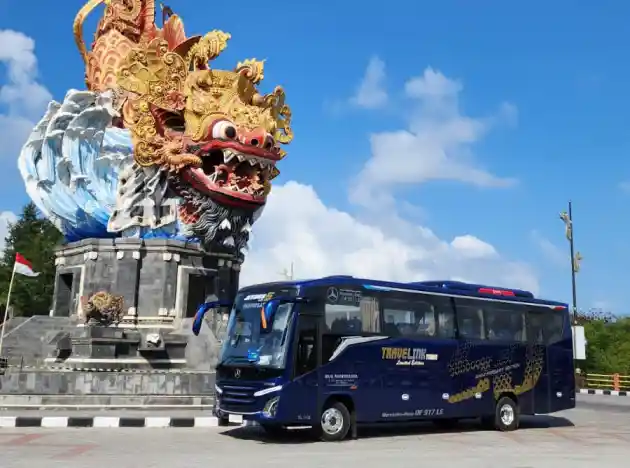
[14,253,40,277]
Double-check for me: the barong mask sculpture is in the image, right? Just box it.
[18,0,293,258]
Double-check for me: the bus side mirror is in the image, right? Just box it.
[192,301,232,336]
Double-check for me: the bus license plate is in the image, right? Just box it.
[228,414,243,424]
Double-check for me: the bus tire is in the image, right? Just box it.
[493,396,519,432]
[319,401,351,442]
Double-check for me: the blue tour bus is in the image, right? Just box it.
[193,275,575,441]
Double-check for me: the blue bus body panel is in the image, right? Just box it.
[216,276,575,426]
[238,276,567,308]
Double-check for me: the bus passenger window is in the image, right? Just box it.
[437,308,456,338]
[382,300,437,338]
[543,310,565,345]
[484,305,526,342]
[456,304,485,340]
[527,313,545,344]
[325,295,380,334]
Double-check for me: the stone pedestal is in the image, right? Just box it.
[46,238,241,370]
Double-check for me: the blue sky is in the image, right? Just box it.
[1,0,629,312]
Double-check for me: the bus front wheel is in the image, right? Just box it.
[489,396,519,432]
[318,401,351,442]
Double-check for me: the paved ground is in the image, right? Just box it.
[1,394,628,468]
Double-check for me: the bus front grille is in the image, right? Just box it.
[220,384,258,409]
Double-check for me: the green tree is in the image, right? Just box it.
[577,309,630,375]
[0,203,63,317]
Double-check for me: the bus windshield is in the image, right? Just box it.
[219,287,297,369]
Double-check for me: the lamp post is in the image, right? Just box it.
[559,201,582,325]
[279,262,295,281]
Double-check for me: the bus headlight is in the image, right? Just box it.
[262,396,280,418]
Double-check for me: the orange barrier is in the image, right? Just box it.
[584,373,630,391]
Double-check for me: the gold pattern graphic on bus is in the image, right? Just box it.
[446,342,545,404]
[447,377,490,403]
[447,341,492,377]
[491,345,544,398]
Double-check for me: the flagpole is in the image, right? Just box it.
[0,262,17,356]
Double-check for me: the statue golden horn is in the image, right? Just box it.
[73,0,107,64]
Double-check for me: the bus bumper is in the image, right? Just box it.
[214,383,283,424]
[214,400,279,424]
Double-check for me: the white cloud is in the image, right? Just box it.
[0,30,52,161]
[530,230,566,267]
[350,56,388,109]
[0,33,537,297]
[241,182,539,294]
[241,62,536,295]
[350,65,517,206]
[0,211,17,252]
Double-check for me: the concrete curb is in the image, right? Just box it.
[579,388,628,397]
[0,416,256,428]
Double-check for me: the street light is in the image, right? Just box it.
[279,262,295,281]
[559,201,582,324]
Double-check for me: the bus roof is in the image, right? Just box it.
[239,275,568,308]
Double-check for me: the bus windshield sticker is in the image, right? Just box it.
[242,292,275,309]
[381,347,436,366]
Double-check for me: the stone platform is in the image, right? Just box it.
[44,237,238,370]
[0,368,216,407]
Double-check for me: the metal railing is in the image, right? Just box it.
[584,373,630,391]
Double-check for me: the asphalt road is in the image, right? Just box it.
[0,394,628,468]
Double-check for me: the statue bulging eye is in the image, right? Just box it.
[211,120,237,140]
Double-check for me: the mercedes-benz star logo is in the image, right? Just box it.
[326,287,339,304]
[234,368,241,379]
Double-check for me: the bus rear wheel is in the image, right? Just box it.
[318,401,351,442]
[491,396,519,432]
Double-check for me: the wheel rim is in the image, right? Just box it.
[321,408,344,435]
[499,404,515,426]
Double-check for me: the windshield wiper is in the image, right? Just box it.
[232,333,245,347]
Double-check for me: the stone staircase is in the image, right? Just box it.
[0,316,77,365]
[0,316,224,369]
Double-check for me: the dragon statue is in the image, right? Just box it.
[17,0,293,258]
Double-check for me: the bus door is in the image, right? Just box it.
[320,288,383,422]
[453,298,495,418]
[378,292,453,421]
[545,309,575,412]
[526,309,551,414]
[281,312,320,425]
